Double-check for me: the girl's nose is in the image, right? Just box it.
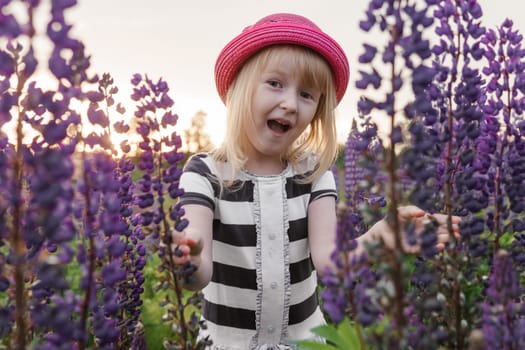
[279,90,297,113]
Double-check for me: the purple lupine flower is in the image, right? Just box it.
[92,307,121,349]
[130,322,146,350]
[355,68,382,90]
[40,291,86,345]
[482,250,525,349]
[83,73,152,348]
[358,43,378,64]
[47,0,94,85]
[343,119,366,212]
[0,305,13,339]
[118,227,146,337]
[427,0,487,214]
[480,18,525,239]
[130,75,185,236]
[0,1,157,348]
[351,1,491,348]
[0,3,93,347]
[419,218,439,257]
[320,273,347,324]
[129,73,208,348]
[87,102,109,128]
[353,264,381,328]
[321,116,387,327]
[320,206,364,324]
[0,86,16,125]
[77,150,135,348]
[347,116,387,225]
[418,20,493,350]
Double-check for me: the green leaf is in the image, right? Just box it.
[311,324,347,347]
[301,318,363,350]
[499,232,515,248]
[338,318,361,349]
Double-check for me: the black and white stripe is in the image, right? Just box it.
[180,154,336,349]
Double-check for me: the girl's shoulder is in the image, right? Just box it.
[183,153,214,175]
[185,153,326,181]
[184,152,233,180]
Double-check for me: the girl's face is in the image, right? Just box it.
[244,51,321,171]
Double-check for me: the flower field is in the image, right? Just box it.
[0,1,524,349]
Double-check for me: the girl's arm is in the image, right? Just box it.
[308,196,338,275]
[307,196,379,275]
[172,204,214,291]
[308,199,461,276]
[362,205,461,253]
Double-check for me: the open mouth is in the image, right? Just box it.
[267,119,291,133]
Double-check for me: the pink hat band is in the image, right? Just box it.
[215,13,350,104]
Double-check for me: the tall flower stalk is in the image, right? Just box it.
[421,2,487,348]
[0,1,196,349]
[354,0,439,346]
[129,73,207,349]
[319,1,524,349]
[480,18,525,251]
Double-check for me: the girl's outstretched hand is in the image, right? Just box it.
[375,205,461,254]
[171,230,203,286]
[169,204,213,291]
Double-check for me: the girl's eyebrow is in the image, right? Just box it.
[262,67,289,76]
[263,68,312,83]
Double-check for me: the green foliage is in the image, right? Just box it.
[142,252,206,349]
[141,255,173,348]
[296,318,365,350]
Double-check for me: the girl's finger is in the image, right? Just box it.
[398,205,426,219]
[186,238,203,256]
[171,230,186,245]
[402,243,420,254]
[171,244,191,264]
[436,233,450,244]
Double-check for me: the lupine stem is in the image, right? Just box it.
[445,69,464,350]
[446,6,465,348]
[79,147,95,350]
[386,2,404,340]
[494,68,513,251]
[445,107,464,350]
[157,141,190,347]
[347,258,366,350]
[13,51,28,350]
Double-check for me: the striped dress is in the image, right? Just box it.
[179,154,337,350]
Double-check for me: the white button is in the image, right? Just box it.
[269,233,276,240]
[271,282,278,289]
[267,325,275,333]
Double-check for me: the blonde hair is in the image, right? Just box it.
[213,45,339,185]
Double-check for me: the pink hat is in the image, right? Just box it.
[214,13,350,104]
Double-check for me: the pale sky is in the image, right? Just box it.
[66,0,525,146]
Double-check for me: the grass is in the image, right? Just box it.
[141,254,173,348]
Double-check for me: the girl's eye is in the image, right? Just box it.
[267,80,281,88]
[300,91,314,100]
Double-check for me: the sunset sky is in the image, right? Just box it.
[67,0,525,146]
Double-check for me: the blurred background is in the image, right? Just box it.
[61,0,525,146]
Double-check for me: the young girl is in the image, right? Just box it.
[174,13,459,350]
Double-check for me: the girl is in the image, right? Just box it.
[174,13,459,350]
